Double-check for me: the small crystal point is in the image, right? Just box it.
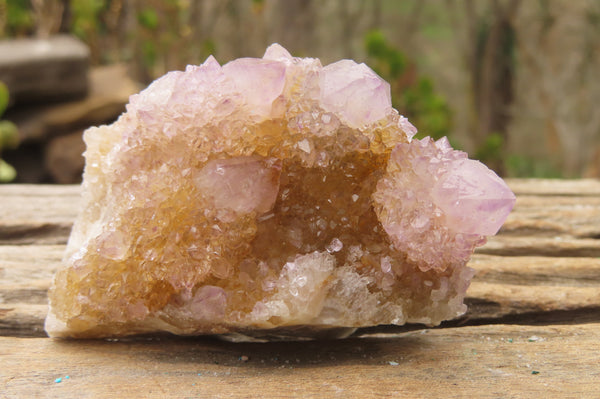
[195,156,282,218]
[263,43,294,62]
[433,158,516,236]
[201,55,221,68]
[373,137,515,272]
[399,116,418,140]
[222,58,286,120]
[45,45,515,339]
[320,60,392,128]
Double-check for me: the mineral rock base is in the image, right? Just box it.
[45,44,515,339]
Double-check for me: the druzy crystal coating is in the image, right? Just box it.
[45,44,516,338]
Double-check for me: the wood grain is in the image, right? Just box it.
[2,180,600,244]
[1,181,600,336]
[504,178,600,196]
[476,236,600,257]
[1,323,599,398]
[1,180,599,398]
[0,185,79,245]
[502,195,600,238]
[2,246,600,336]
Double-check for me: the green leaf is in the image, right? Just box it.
[365,30,388,58]
[364,31,452,141]
[0,81,9,116]
[70,0,105,40]
[6,0,34,34]
[202,39,216,57]
[0,120,19,150]
[475,132,504,167]
[506,155,563,178]
[138,8,159,30]
[388,53,406,78]
[141,40,158,68]
[0,159,16,183]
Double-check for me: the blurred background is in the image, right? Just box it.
[0,0,599,184]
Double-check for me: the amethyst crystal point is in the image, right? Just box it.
[373,137,516,272]
[45,44,515,339]
[320,59,392,128]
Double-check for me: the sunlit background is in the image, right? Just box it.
[1,0,599,183]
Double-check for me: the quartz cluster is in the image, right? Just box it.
[45,44,516,339]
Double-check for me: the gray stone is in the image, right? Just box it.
[6,64,139,142]
[2,64,140,183]
[0,35,90,105]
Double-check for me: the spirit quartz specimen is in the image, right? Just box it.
[45,44,516,339]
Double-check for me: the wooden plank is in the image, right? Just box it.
[512,195,600,207]
[465,283,600,318]
[1,323,598,398]
[0,245,63,284]
[2,245,599,337]
[1,181,599,244]
[0,304,47,337]
[502,195,600,238]
[0,245,61,336]
[1,181,599,333]
[1,172,599,398]
[505,178,600,196]
[0,179,597,209]
[477,236,600,257]
[0,184,80,219]
[465,254,600,320]
[0,185,79,245]
[470,254,600,286]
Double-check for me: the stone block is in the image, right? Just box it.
[0,35,90,105]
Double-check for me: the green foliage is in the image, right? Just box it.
[473,132,505,175]
[0,81,8,115]
[0,120,18,149]
[0,82,18,151]
[141,39,158,69]
[4,0,218,81]
[474,133,562,178]
[365,30,452,140]
[4,0,34,36]
[251,0,266,14]
[403,77,452,140]
[365,31,407,79]
[138,8,159,30]
[70,0,105,40]
[202,39,216,57]
[136,6,162,74]
[506,155,563,178]
[0,159,16,182]
[0,81,18,183]
[475,132,504,166]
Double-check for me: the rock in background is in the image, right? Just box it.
[1,35,140,183]
[0,35,89,105]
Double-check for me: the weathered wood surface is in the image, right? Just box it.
[0,184,78,245]
[2,323,599,398]
[1,180,599,398]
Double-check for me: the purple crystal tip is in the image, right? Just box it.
[374,137,516,271]
[433,155,516,236]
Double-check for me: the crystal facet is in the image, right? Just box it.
[45,44,516,339]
